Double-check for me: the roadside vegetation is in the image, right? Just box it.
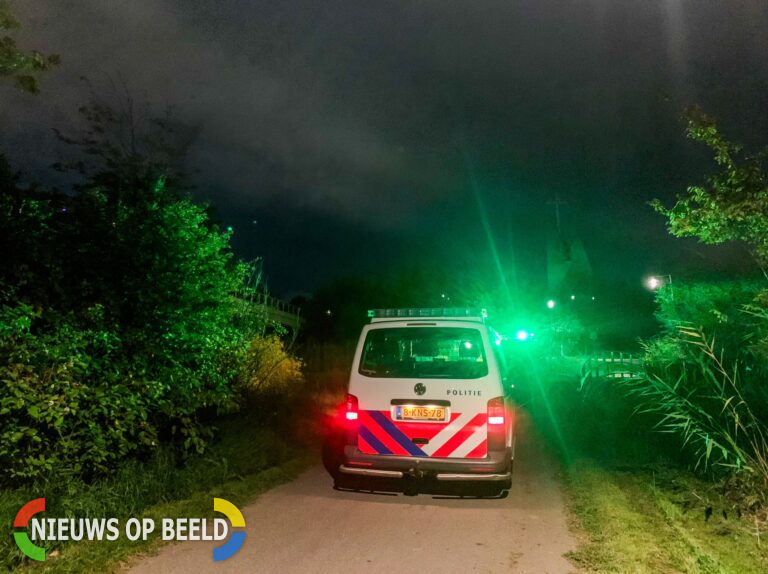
[565,462,767,573]
[1,9,311,570]
[524,359,768,573]
[528,110,768,573]
[3,425,309,572]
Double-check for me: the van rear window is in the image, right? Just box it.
[359,327,488,379]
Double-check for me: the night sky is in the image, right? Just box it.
[3,1,768,296]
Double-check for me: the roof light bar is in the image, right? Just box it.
[367,308,488,319]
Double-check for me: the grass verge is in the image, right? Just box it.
[2,417,313,573]
[563,460,768,573]
[525,366,768,573]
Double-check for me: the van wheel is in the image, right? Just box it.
[322,434,344,480]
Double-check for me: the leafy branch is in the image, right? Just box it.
[0,0,59,93]
[651,107,768,269]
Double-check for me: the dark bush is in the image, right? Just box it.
[0,153,249,484]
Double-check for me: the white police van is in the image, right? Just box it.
[334,308,514,494]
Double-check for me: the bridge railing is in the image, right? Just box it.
[580,351,644,388]
[232,292,303,337]
[249,293,301,317]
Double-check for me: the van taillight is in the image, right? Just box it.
[344,393,359,421]
[487,397,505,426]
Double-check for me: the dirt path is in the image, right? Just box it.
[129,424,576,574]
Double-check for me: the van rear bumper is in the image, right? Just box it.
[339,465,511,482]
[341,445,511,481]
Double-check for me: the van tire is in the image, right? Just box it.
[322,433,344,480]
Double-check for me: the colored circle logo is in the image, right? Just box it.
[213,498,246,561]
[14,498,45,562]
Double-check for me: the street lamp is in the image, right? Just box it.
[645,274,672,291]
[546,299,556,309]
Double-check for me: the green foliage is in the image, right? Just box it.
[58,179,249,434]
[651,107,768,267]
[0,101,253,483]
[0,0,59,93]
[641,110,768,502]
[630,327,768,495]
[0,304,160,482]
[744,291,768,366]
[635,283,768,489]
[564,462,768,574]
[0,423,301,570]
[650,281,765,370]
[539,308,588,356]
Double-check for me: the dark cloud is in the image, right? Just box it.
[2,0,767,293]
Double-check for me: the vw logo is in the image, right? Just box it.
[414,383,426,396]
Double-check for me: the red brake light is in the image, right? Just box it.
[488,396,505,426]
[344,393,359,421]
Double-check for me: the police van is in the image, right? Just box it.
[333,308,514,494]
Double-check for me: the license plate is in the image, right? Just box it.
[394,405,447,422]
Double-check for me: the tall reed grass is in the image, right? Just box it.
[628,326,768,499]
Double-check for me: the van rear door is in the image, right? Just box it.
[350,323,496,459]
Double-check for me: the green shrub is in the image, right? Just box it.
[0,304,160,483]
[0,422,298,570]
[0,170,250,484]
[653,281,763,359]
[646,281,768,418]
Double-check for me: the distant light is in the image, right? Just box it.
[325,309,332,316]
[591,296,596,301]
[226,226,233,233]
[516,330,529,341]
[547,299,556,309]
[570,294,576,300]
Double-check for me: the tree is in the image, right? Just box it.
[51,95,246,427]
[0,94,246,483]
[53,84,199,192]
[651,107,768,269]
[634,110,768,485]
[0,0,59,93]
